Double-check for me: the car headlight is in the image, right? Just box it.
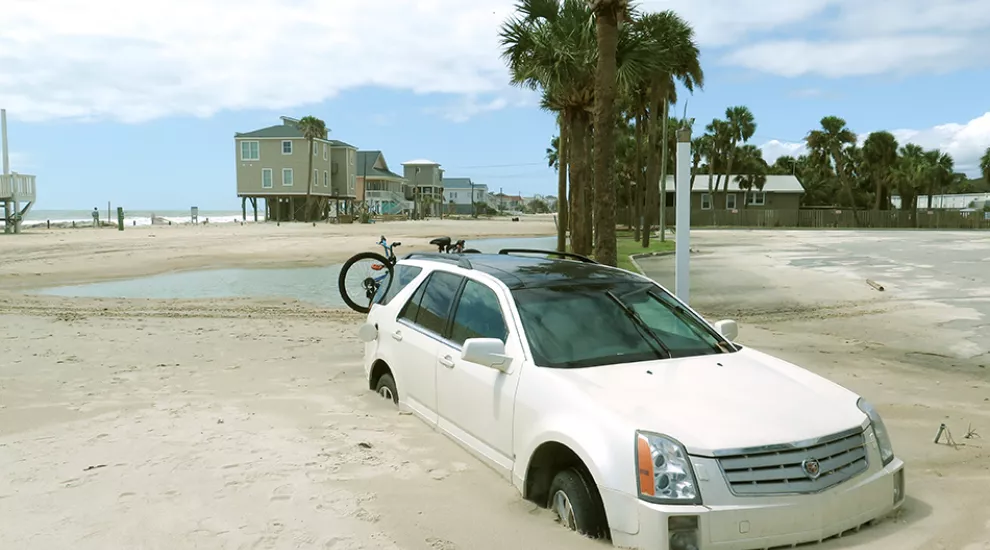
[635,431,701,504]
[858,398,895,466]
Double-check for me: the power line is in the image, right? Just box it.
[446,161,548,169]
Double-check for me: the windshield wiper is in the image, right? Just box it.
[605,290,672,359]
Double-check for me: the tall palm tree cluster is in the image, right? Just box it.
[500,0,707,263]
[773,117,990,212]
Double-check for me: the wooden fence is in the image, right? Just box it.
[615,208,990,230]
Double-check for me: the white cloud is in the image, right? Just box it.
[759,112,990,176]
[716,0,990,77]
[0,0,987,122]
[0,0,520,123]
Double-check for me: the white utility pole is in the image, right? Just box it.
[674,126,691,302]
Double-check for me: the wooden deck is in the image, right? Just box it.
[2,173,37,234]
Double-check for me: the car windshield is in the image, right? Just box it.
[513,281,733,368]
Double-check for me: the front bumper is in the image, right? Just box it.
[604,450,905,550]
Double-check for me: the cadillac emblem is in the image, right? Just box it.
[801,458,822,480]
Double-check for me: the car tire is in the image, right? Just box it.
[374,373,398,405]
[547,468,608,539]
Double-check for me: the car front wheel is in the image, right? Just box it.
[374,373,398,405]
[547,468,608,539]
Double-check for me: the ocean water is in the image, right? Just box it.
[33,236,558,306]
[8,209,244,228]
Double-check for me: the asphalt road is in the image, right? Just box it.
[638,229,990,365]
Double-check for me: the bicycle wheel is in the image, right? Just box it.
[338,251,394,314]
[461,249,481,254]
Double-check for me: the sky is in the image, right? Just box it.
[1,0,989,210]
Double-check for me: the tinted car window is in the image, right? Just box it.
[449,280,507,346]
[402,271,463,335]
[398,276,429,322]
[375,265,423,306]
[513,281,728,368]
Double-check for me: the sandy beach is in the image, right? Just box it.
[2,222,989,550]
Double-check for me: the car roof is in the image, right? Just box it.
[399,252,646,290]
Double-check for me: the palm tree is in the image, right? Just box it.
[806,116,857,212]
[298,115,328,221]
[631,10,703,247]
[718,106,756,209]
[731,144,769,207]
[500,0,598,256]
[705,118,731,200]
[769,155,798,175]
[981,146,990,185]
[923,149,954,209]
[861,131,899,210]
[587,0,630,266]
[895,144,926,211]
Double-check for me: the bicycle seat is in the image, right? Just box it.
[392,242,402,247]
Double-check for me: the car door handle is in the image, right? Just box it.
[439,355,455,368]
[392,330,402,341]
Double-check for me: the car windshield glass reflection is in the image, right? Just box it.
[514,281,731,368]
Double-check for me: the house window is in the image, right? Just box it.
[726,193,737,209]
[314,144,318,157]
[701,193,712,210]
[323,144,328,160]
[282,168,293,186]
[349,174,356,192]
[262,168,273,189]
[282,140,293,155]
[348,149,355,164]
[240,141,260,161]
[451,192,458,199]
[324,171,328,187]
[748,192,766,206]
[314,169,318,186]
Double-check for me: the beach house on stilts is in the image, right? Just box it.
[234,116,357,222]
[1,109,37,235]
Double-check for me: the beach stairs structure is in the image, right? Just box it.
[1,173,36,234]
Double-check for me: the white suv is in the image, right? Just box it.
[357,250,905,550]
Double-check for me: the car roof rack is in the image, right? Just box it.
[497,248,598,264]
[402,252,473,270]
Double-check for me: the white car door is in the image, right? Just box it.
[391,270,465,425]
[435,278,521,476]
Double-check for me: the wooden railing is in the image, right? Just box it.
[0,173,36,201]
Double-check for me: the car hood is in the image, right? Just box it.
[552,346,867,457]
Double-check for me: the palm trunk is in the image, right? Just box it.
[556,114,569,253]
[569,109,593,256]
[592,6,620,266]
[641,88,661,248]
[658,101,670,242]
[874,171,883,211]
[305,138,315,221]
[633,110,645,242]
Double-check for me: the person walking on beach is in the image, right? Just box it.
[92,207,100,228]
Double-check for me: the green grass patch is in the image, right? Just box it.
[616,231,674,272]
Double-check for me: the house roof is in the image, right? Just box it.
[494,193,524,201]
[662,174,805,194]
[402,159,440,166]
[235,124,309,139]
[443,178,476,189]
[329,139,356,149]
[357,150,404,180]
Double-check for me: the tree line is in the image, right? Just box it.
[501,0,990,265]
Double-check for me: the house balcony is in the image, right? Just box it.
[0,173,36,201]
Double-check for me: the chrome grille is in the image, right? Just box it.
[716,427,869,496]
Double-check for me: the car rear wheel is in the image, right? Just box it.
[547,468,608,539]
[374,373,398,405]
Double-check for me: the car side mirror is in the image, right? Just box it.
[357,323,378,343]
[713,319,738,341]
[461,338,510,371]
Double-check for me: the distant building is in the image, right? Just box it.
[234,116,357,221]
[442,178,488,215]
[402,159,444,218]
[492,193,525,211]
[663,174,806,210]
[356,150,410,215]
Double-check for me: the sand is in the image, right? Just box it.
[2,223,989,550]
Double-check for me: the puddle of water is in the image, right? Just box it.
[33,236,557,307]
